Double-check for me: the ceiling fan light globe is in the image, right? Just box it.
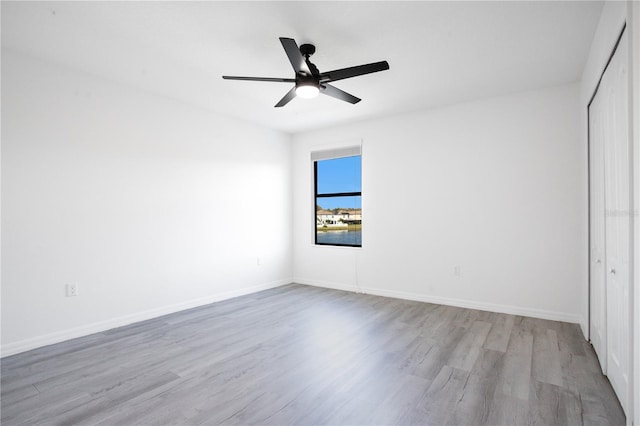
[296,84,319,99]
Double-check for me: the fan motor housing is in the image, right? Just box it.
[296,73,319,89]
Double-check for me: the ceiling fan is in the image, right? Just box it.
[222,37,390,107]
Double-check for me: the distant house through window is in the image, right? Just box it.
[313,147,362,247]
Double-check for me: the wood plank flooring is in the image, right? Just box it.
[1,284,625,425]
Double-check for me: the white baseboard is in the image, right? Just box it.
[1,279,290,358]
[295,277,581,324]
[3,278,581,358]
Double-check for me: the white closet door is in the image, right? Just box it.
[589,28,630,414]
[589,88,607,373]
[603,30,630,414]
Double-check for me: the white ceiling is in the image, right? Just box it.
[2,1,603,134]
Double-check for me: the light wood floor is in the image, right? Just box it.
[1,284,625,425]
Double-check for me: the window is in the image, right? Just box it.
[313,148,361,247]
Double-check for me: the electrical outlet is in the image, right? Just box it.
[66,284,78,297]
[257,257,262,266]
[454,266,462,276]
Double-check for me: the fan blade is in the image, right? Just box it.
[280,37,312,75]
[320,84,361,104]
[275,87,297,107]
[320,61,389,83]
[222,76,295,83]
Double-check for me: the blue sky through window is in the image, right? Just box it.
[317,156,361,193]
[317,195,361,210]
[316,155,361,210]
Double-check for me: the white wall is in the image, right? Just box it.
[1,50,293,356]
[292,84,582,322]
